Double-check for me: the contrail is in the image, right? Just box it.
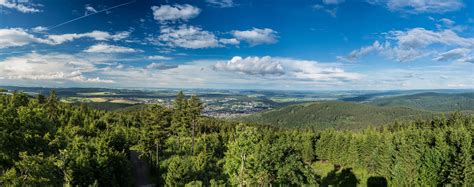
[48,0,136,30]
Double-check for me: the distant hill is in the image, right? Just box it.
[238,101,435,130]
[368,92,474,112]
[77,102,138,111]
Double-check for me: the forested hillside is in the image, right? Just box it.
[0,91,472,186]
[369,92,474,112]
[239,101,435,130]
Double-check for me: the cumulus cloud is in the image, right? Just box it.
[232,28,278,46]
[0,0,40,13]
[368,0,464,14]
[0,52,113,83]
[214,56,361,81]
[340,28,474,62]
[156,25,220,49]
[206,0,234,8]
[96,57,362,89]
[84,43,139,53]
[147,55,173,60]
[214,56,285,75]
[151,4,201,23]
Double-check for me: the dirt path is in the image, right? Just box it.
[130,151,155,187]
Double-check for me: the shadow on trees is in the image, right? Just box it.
[367,176,387,187]
[321,165,359,187]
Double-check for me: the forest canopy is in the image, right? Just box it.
[0,91,472,186]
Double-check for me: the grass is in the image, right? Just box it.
[77,92,116,96]
[89,97,108,102]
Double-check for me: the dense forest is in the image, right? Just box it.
[369,92,474,112]
[0,91,472,186]
[239,101,436,130]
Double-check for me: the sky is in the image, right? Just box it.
[0,0,473,90]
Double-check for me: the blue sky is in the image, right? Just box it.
[0,0,473,90]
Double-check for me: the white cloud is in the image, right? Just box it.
[368,0,464,14]
[147,55,173,60]
[151,4,201,23]
[0,28,50,48]
[390,28,474,49]
[359,64,474,89]
[433,48,470,61]
[313,4,338,17]
[0,28,131,48]
[0,52,113,83]
[214,56,361,81]
[85,4,98,15]
[84,43,139,53]
[145,62,178,70]
[439,18,455,26]
[156,25,220,49]
[214,56,285,75]
[3,53,468,90]
[206,0,234,8]
[219,38,240,45]
[322,0,345,5]
[232,28,278,46]
[96,58,362,90]
[461,57,474,64]
[433,18,466,31]
[31,26,48,33]
[340,28,474,62]
[337,41,385,62]
[47,31,130,44]
[0,0,40,13]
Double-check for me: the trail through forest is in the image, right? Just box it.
[130,151,154,187]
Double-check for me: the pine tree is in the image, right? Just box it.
[171,91,189,151]
[188,95,203,155]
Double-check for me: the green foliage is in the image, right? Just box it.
[0,90,472,186]
[224,124,318,186]
[1,152,62,186]
[0,91,133,186]
[370,92,474,112]
[240,101,435,130]
[315,113,474,186]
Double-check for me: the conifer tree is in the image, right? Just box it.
[188,95,203,155]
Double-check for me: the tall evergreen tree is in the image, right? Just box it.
[188,95,203,155]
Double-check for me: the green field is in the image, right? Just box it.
[77,92,116,96]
